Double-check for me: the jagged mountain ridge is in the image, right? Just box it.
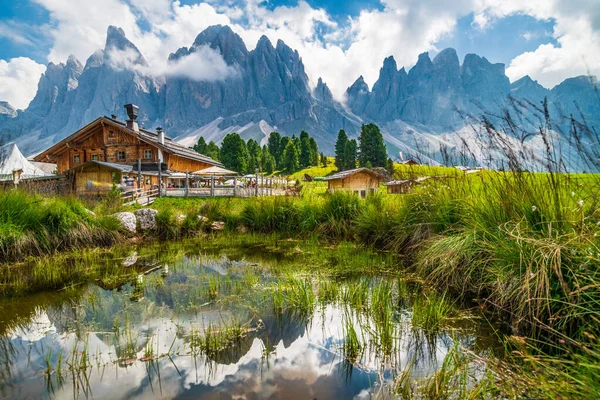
[0,24,598,168]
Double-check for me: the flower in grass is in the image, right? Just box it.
[577,199,584,207]
[531,205,537,212]
[596,221,600,227]
[571,191,575,197]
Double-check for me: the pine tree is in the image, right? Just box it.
[282,140,299,174]
[387,158,395,175]
[320,153,328,167]
[334,129,348,171]
[358,124,387,168]
[278,136,292,168]
[309,137,319,166]
[193,136,208,154]
[344,139,357,170]
[247,139,262,172]
[206,141,220,161]
[299,131,312,167]
[268,132,281,165]
[219,133,249,173]
[260,146,276,174]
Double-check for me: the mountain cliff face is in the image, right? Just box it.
[0,24,597,167]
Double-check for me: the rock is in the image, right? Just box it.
[197,215,208,222]
[84,208,96,217]
[176,214,186,223]
[134,208,158,230]
[211,221,225,231]
[113,212,136,233]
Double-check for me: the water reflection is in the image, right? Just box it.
[0,243,500,399]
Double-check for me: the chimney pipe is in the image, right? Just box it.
[156,127,164,145]
[156,126,164,163]
[124,104,139,132]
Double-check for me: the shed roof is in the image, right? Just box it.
[67,160,174,176]
[323,168,385,181]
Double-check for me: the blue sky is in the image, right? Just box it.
[0,0,597,109]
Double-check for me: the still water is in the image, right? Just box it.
[0,238,501,399]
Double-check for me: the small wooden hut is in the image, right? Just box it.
[323,168,384,198]
[384,176,431,194]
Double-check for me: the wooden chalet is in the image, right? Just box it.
[323,168,385,198]
[34,104,221,195]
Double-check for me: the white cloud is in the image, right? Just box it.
[0,58,46,109]
[166,46,240,81]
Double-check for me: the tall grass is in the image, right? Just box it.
[0,191,121,261]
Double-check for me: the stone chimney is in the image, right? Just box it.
[124,104,139,132]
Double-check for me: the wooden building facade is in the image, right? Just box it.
[34,104,221,195]
[323,168,384,198]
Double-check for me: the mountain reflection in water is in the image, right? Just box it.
[0,241,500,399]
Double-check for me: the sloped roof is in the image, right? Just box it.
[105,117,222,166]
[323,168,385,181]
[0,142,51,180]
[34,116,222,167]
[67,160,173,176]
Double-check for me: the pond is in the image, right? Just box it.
[0,236,503,399]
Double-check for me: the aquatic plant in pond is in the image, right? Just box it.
[0,239,501,399]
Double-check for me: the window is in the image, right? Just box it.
[73,154,80,164]
[91,154,99,161]
[144,149,153,159]
[117,151,126,161]
[360,190,367,199]
[109,130,115,138]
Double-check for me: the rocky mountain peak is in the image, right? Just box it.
[192,25,248,66]
[314,77,334,104]
[433,48,459,66]
[256,35,274,51]
[104,26,148,67]
[0,101,17,118]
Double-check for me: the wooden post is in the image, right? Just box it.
[210,174,215,197]
[233,176,238,197]
[185,170,189,198]
[157,162,162,198]
[255,169,259,197]
[137,159,141,192]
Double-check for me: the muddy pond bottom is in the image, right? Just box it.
[0,238,502,399]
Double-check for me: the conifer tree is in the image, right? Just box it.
[358,124,387,168]
[282,140,299,173]
[220,133,249,173]
[344,139,357,170]
[334,129,348,171]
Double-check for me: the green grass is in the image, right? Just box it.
[0,190,121,262]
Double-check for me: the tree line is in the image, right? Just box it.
[335,124,391,171]
[192,123,391,175]
[192,131,324,174]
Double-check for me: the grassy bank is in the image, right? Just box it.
[0,191,122,262]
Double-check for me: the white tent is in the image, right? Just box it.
[0,142,51,181]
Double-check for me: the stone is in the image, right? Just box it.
[113,212,137,233]
[134,208,158,230]
[197,215,208,222]
[211,221,225,231]
[176,214,186,223]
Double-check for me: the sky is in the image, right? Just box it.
[0,0,598,110]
